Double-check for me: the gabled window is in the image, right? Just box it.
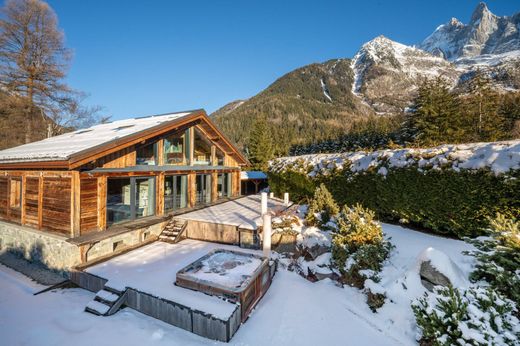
[193,128,212,165]
[164,130,188,165]
[215,147,225,166]
[136,142,156,165]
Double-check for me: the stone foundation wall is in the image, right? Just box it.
[85,222,166,262]
[0,221,80,270]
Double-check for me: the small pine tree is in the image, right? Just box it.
[466,213,520,304]
[247,116,274,171]
[305,183,339,226]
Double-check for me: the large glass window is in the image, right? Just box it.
[136,142,156,165]
[135,177,155,218]
[164,130,188,165]
[107,177,155,225]
[195,174,212,205]
[164,175,188,211]
[193,128,212,165]
[215,147,225,166]
[217,173,231,199]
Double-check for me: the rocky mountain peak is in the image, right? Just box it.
[419,2,519,60]
[470,2,493,25]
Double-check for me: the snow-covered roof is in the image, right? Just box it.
[240,171,267,180]
[0,110,196,163]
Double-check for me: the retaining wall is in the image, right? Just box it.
[0,221,80,270]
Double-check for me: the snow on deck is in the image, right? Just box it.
[177,195,288,230]
[86,240,262,320]
[0,111,192,163]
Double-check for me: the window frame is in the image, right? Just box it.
[136,141,157,166]
[106,176,156,226]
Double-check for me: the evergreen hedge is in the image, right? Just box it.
[268,168,520,238]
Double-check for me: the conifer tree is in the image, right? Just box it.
[408,76,461,145]
[247,116,274,171]
[465,70,505,141]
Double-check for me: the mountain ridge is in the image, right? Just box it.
[213,2,520,154]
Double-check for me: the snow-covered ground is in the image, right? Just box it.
[0,223,473,345]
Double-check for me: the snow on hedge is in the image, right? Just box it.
[269,140,520,177]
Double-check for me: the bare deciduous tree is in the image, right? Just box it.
[0,0,105,143]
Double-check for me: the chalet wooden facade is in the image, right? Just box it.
[0,109,248,240]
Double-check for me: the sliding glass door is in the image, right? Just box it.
[164,175,188,211]
[217,173,232,199]
[195,174,212,205]
[107,177,155,226]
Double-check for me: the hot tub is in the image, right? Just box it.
[176,249,275,321]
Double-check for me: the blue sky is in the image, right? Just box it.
[45,0,519,120]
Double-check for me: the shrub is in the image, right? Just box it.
[466,214,520,305]
[413,286,520,346]
[269,167,520,238]
[305,183,339,226]
[331,204,392,287]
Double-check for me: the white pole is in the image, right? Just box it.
[262,213,272,258]
[269,192,274,199]
[284,192,289,206]
[261,192,268,215]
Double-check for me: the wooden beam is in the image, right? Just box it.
[211,172,218,202]
[21,174,26,225]
[71,171,81,237]
[187,173,195,207]
[97,176,107,231]
[0,161,69,170]
[38,174,43,230]
[156,172,165,215]
[156,139,164,166]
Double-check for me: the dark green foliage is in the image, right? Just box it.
[464,71,506,142]
[407,77,463,145]
[267,168,316,202]
[466,214,520,305]
[247,116,274,171]
[269,169,520,238]
[305,184,339,226]
[413,286,520,345]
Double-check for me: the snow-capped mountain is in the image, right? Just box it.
[213,2,520,151]
[351,35,460,113]
[349,3,520,113]
[419,2,520,60]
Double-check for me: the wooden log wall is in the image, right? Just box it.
[0,177,7,219]
[80,177,98,234]
[24,177,40,228]
[42,177,71,235]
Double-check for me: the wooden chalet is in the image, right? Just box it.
[0,109,249,264]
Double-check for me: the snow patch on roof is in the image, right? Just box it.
[0,111,193,163]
